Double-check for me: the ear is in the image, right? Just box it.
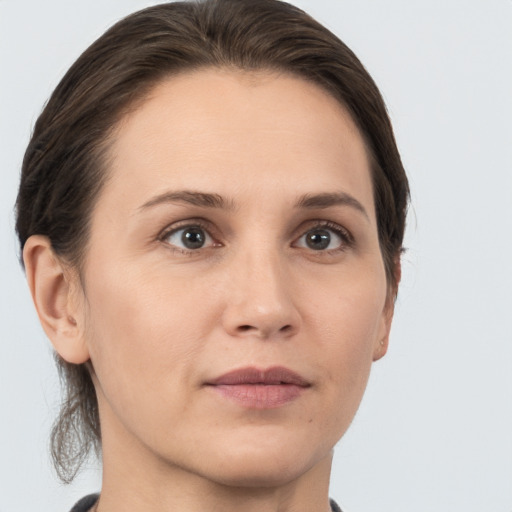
[373,257,401,362]
[23,235,90,364]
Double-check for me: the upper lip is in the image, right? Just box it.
[207,366,310,387]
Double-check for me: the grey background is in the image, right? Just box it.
[1,0,511,510]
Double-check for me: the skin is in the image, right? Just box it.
[24,69,396,512]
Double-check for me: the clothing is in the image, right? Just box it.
[69,494,343,512]
[69,494,99,512]
[329,498,343,512]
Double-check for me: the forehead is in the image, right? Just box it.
[101,68,374,217]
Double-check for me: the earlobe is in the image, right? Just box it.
[373,285,396,361]
[372,312,392,362]
[373,256,401,362]
[23,235,90,364]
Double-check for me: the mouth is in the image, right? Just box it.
[205,366,311,409]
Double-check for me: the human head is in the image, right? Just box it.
[15,0,409,482]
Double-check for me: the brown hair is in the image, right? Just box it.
[15,0,409,483]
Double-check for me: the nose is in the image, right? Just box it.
[221,250,301,340]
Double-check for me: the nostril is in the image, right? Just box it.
[233,324,295,336]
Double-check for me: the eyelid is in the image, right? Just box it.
[292,220,354,250]
[158,219,220,251]
[156,218,353,254]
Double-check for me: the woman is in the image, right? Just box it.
[15,1,409,511]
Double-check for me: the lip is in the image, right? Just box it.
[205,366,310,409]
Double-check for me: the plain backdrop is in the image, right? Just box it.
[1,1,511,511]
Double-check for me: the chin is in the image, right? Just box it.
[206,459,312,489]
[190,435,329,489]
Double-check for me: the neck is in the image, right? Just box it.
[98,453,333,512]
[97,426,333,512]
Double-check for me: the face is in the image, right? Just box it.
[79,69,393,488]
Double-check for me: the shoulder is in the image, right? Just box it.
[69,494,99,512]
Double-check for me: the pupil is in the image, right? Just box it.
[182,228,205,249]
[306,230,330,250]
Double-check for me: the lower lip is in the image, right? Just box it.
[209,384,305,409]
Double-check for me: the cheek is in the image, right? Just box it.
[312,308,380,441]
[306,270,387,397]
[83,262,212,407]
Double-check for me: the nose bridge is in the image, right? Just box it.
[243,245,287,307]
[222,239,299,339]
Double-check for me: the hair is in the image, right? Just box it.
[15,0,409,483]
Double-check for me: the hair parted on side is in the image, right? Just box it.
[15,0,409,483]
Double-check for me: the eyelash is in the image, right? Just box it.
[296,221,354,252]
[158,219,218,255]
[158,219,354,255]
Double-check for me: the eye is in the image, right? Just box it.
[163,225,215,251]
[294,224,351,252]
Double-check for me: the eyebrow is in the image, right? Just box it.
[138,189,368,219]
[139,190,235,211]
[295,192,369,220]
